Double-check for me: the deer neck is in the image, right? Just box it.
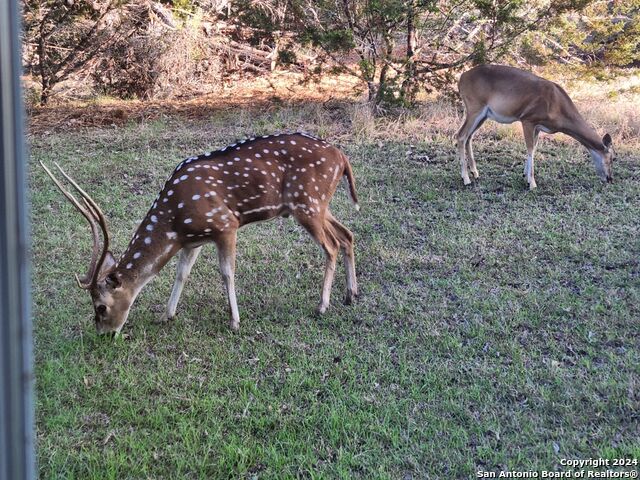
[560,115,604,154]
[114,211,181,297]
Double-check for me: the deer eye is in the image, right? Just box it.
[96,305,107,315]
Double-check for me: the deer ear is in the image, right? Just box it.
[105,272,121,289]
[98,251,117,276]
[97,252,118,288]
[602,133,612,149]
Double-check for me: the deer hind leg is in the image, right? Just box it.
[296,214,339,314]
[318,227,340,314]
[216,230,240,331]
[522,122,540,190]
[326,211,357,304]
[457,106,487,185]
[159,246,202,323]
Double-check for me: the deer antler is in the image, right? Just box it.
[39,161,110,289]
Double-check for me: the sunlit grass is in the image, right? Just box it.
[30,105,639,478]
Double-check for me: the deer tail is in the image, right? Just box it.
[342,153,360,211]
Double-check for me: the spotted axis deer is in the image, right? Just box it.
[41,132,359,334]
[457,64,615,189]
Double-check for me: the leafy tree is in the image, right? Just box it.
[557,0,640,66]
[230,0,596,108]
[23,0,622,105]
[23,0,125,104]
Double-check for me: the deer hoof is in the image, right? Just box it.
[344,290,358,305]
[316,304,328,315]
[229,320,240,332]
[471,170,479,179]
[155,312,174,323]
[462,177,472,186]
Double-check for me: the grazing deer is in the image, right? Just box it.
[456,64,615,189]
[41,132,359,334]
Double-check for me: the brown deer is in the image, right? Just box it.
[41,132,359,334]
[456,64,615,189]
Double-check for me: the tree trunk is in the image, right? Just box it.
[37,19,50,105]
[374,33,394,106]
[401,0,418,103]
[40,83,51,105]
[367,81,378,103]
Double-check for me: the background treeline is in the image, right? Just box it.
[22,0,640,105]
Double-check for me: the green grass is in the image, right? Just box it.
[30,106,639,479]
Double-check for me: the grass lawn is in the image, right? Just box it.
[30,103,639,479]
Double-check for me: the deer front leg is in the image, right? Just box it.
[522,122,540,190]
[159,246,202,323]
[457,133,472,186]
[216,231,240,331]
[466,137,479,179]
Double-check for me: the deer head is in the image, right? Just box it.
[591,133,615,183]
[40,162,135,333]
